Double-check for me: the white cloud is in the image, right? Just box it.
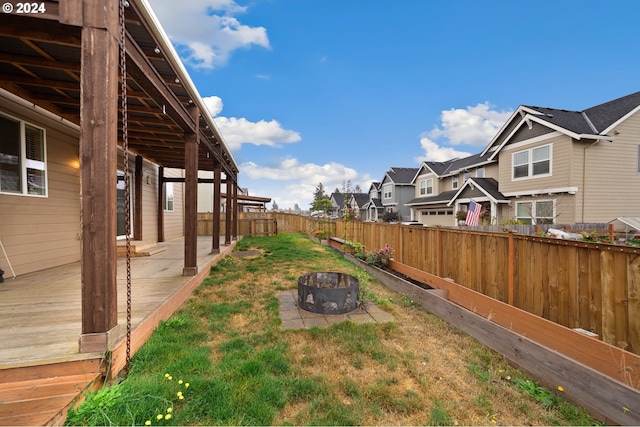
[202,96,224,117]
[415,138,472,163]
[240,157,372,210]
[415,102,512,163]
[201,95,301,150]
[427,102,512,146]
[214,117,301,150]
[148,0,270,69]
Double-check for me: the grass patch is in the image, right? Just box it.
[68,233,596,426]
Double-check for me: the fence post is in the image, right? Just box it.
[508,231,514,306]
[436,227,442,277]
[397,223,403,264]
[609,223,614,243]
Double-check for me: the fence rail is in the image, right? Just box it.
[272,212,640,356]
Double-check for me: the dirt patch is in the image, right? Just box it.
[231,249,263,259]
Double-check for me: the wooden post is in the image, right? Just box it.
[157,166,165,242]
[232,181,238,240]
[134,155,143,240]
[608,223,614,243]
[225,177,232,245]
[397,223,403,264]
[79,0,119,353]
[436,227,442,277]
[183,105,199,276]
[211,161,221,253]
[508,231,515,305]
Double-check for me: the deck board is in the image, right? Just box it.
[0,237,234,425]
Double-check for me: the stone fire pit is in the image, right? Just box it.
[297,272,359,314]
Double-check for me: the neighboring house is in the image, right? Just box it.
[362,181,383,221]
[347,193,370,220]
[380,167,420,221]
[407,90,640,226]
[329,192,368,218]
[0,1,240,353]
[406,153,502,225]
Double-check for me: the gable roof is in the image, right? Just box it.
[482,91,640,158]
[448,178,508,205]
[415,152,495,182]
[349,193,370,208]
[382,167,420,185]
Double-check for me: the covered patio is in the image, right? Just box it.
[0,237,235,425]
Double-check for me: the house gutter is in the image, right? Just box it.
[133,0,239,173]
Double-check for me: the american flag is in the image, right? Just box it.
[465,201,482,226]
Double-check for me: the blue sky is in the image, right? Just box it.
[147,0,640,210]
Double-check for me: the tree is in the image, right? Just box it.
[313,198,332,215]
[293,203,300,212]
[312,182,327,207]
[354,184,362,193]
[271,200,279,211]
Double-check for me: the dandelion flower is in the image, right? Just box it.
[165,414,172,420]
[167,375,173,381]
[156,414,163,420]
[164,373,170,378]
[557,386,564,392]
[166,407,172,413]
[145,421,151,426]
[178,380,183,384]
[185,383,190,388]
[179,394,184,400]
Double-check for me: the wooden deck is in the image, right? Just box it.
[0,237,235,426]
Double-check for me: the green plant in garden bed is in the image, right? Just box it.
[67,233,597,426]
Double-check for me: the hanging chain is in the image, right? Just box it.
[119,0,133,378]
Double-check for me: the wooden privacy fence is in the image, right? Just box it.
[273,212,640,356]
[197,213,277,237]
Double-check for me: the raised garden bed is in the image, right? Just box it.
[342,252,640,426]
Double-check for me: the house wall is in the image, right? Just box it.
[164,168,184,240]
[498,133,572,195]
[0,97,81,276]
[581,111,640,222]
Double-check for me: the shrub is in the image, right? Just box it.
[366,244,393,268]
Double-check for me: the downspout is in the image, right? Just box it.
[580,111,602,223]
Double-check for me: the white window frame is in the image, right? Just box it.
[164,182,174,212]
[383,184,392,199]
[452,175,458,189]
[512,144,552,181]
[515,199,555,224]
[0,112,47,197]
[419,178,433,196]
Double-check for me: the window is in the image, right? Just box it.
[515,200,555,224]
[476,167,485,178]
[383,184,392,199]
[512,144,551,180]
[452,176,458,189]
[0,113,47,196]
[164,182,174,211]
[463,171,471,182]
[419,178,433,196]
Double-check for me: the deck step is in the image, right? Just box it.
[117,241,167,257]
[0,360,103,426]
